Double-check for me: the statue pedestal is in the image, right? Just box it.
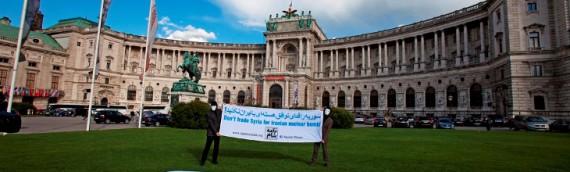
[170,78,206,105]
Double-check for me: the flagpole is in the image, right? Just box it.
[86,0,106,131]
[7,0,29,113]
[138,0,155,128]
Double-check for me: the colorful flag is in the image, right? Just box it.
[18,0,41,62]
[140,0,158,80]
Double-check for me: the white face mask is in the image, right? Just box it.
[324,109,330,115]
[211,106,217,111]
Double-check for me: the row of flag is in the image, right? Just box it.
[0,86,62,98]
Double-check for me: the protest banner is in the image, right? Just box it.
[220,105,322,143]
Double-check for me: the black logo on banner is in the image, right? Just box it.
[265,127,278,140]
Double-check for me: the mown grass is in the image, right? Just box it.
[0,128,569,172]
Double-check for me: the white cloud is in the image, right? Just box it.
[158,16,216,42]
[212,0,482,38]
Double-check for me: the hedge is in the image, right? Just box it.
[330,107,354,129]
[170,100,210,129]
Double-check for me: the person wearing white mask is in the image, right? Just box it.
[311,106,334,167]
[200,101,221,166]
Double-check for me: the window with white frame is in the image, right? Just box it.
[529,32,540,49]
[531,65,542,77]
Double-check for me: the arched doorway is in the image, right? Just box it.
[370,90,378,108]
[208,90,216,103]
[353,90,362,108]
[338,91,346,107]
[237,91,245,105]
[269,84,283,108]
[387,89,396,108]
[322,91,330,108]
[100,98,108,106]
[447,85,458,108]
[406,88,415,108]
[223,90,231,104]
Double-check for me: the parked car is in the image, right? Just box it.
[354,115,364,124]
[414,116,435,128]
[549,119,570,132]
[453,118,464,126]
[373,118,387,128]
[0,111,21,133]
[488,115,506,127]
[512,116,549,131]
[436,118,455,129]
[364,116,375,125]
[143,114,171,127]
[94,111,131,124]
[464,117,482,126]
[393,117,411,128]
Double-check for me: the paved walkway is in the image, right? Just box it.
[16,117,143,134]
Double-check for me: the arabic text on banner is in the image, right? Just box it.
[220,105,322,143]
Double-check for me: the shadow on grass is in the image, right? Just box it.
[188,147,306,163]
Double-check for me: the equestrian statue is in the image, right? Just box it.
[177,52,201,83]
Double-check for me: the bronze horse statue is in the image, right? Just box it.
[177,52,201,83]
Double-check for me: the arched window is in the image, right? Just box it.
[470,83,483,107]
[238,91,245,105]
[406,88,415,108]
[208,90,216,103]
[269,85,283,108]
[370,90,379,108]
[100,98,108,105]
[425,87,436,108]
[447,85,458,107]
[322,91,330,108]
[223,90,231,104]
[354,90,362,108]
[161,87,169,102]
[127,85,136,101]
[145,86,153,102]
[387,89,396,108]
[338,91,345,107]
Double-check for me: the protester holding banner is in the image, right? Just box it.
[200,101,221,166]
[311,106,333,167]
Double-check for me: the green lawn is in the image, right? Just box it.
[1,128,569,172]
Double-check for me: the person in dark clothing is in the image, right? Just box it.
[485,117,492,131]
[200,101,221,166]
[311,106,334,167]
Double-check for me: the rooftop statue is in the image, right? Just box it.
[282,3,299,19]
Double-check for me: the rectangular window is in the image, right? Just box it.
[106,60,111,70]
[496,10,501,23]
[108,43,113,50]
[28,62,37,67]
[0,57,9,63]
[89,41,93,48]
[0,69,7,85]
[83,92,88,100]
[527,2,537,11]
[53,65,61,71]
[51,76,59,89]
[531,65,543,77]
[534,96,545,110]
[105,78,110,84]
[498,37,503,53]
[77,42,81,46]
[26,73,36,88]
[500,69,505,79]
[529,32,540,49]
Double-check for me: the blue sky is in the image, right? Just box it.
[0,0,482,44]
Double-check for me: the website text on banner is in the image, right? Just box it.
[220,105,322,143]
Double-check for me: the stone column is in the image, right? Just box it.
[402,39,407,72]
[456,27,461,66]
[463,24,469,65]
[367,45,371,75]
[383,43,388,74]
[246,53,251,79]
[299,38,304,68]
[345,48,349,77]
[121,45,127,71]
[219,53,223,77]
[329,50,333,77]
[377,43,382,75]
[360,46,365,75]
[139,47,143,69]
[396,40,400,73]
[127,45,132,72]
[232,53,237,78]
[206,52,211,77]
[441,31,447,67]
[335,49,339,77]
[161,49,165,72]
[414,36,419,71]
[421,35,426,70]
[434,32,439,69]
[285,80,289,108]
[351,47,355,77]
[319,51,324,78]
[265,41,270,68]
[479,21,485,63]
[273,40,277,70]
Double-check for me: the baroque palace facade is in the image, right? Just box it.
[0,0,568,117]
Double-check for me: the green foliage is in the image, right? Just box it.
[12,102,36,115]
[330,107,353,129]
[170,100,210,129]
